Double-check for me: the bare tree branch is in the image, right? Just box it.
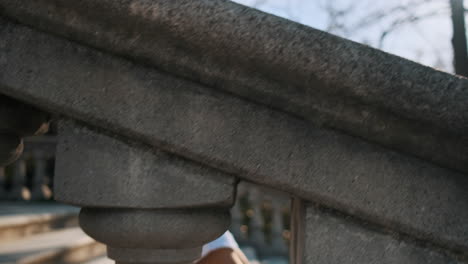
[350,0,439,31]
[377,9,446,48]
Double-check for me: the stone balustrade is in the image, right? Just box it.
[0,1,467,263]
[0,132,289,261]
[0,95,50,200]
[0,136,55,201]
[0,139,291,259]
[231,182,290,259]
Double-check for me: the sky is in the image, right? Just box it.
[231,0,455,73]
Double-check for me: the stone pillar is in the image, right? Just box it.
[230,194,243,240]
[270,195,287,255]
[249,186,266,250]
[9,158,30,200]
[0,167,6,199]
[30,150,52,200]
[230,182,248,243]
[54,119,237,264]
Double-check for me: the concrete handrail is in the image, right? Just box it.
[0,0,467,174]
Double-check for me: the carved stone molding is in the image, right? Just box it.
[81,208,230,264]
[54,119,237,263]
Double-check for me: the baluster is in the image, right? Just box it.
[231,182,249,243]
[0,167,6,199]
[55,119,236,264]
[231,192,243,240]
[271,195,288,256]
[31,150,52,200]
[45,157,54,198]
[249,184,266,251]
[9,158,30,200]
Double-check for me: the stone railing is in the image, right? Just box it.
[1,144,291,261]
[0,1,468,263]
[0,136,56,201]
[0,146,291,261]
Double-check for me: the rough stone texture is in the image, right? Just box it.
[303,205,465,264]
[0,0,468,174]
[109,247,200,264]
[55,119,236,209]
[54,119,235,263]
[1,19,468,254]
[80,208,230,249]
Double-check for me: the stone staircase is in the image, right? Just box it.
[0,202,286,264]
[0,202,107,264]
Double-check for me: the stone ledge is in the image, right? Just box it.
[0,0,467,174]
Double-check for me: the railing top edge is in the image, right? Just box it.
[0,0,467,173]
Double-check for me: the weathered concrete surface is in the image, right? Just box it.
[303,205,465,264]
[80,208,230,250]
[0,0,467,174]
[55,119,236,209]
[0,19,467,254]
[55,119,235,263]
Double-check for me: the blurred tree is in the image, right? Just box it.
[246,0,468,76]
[321,0,468,76]
[450,0,468,75]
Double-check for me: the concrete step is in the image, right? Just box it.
[84,256,113,264]
[0,202,79,243]
[0,227,106,264]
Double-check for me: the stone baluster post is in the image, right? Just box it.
[230,182,248,243]
[231,195,243,239]
[249,185,266,251]
[0,167,6,199]
[31,150,51,200]
[9,158,30,200]
[44,158,53,198]
[54,119,237,264]
[270,195,288,256]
